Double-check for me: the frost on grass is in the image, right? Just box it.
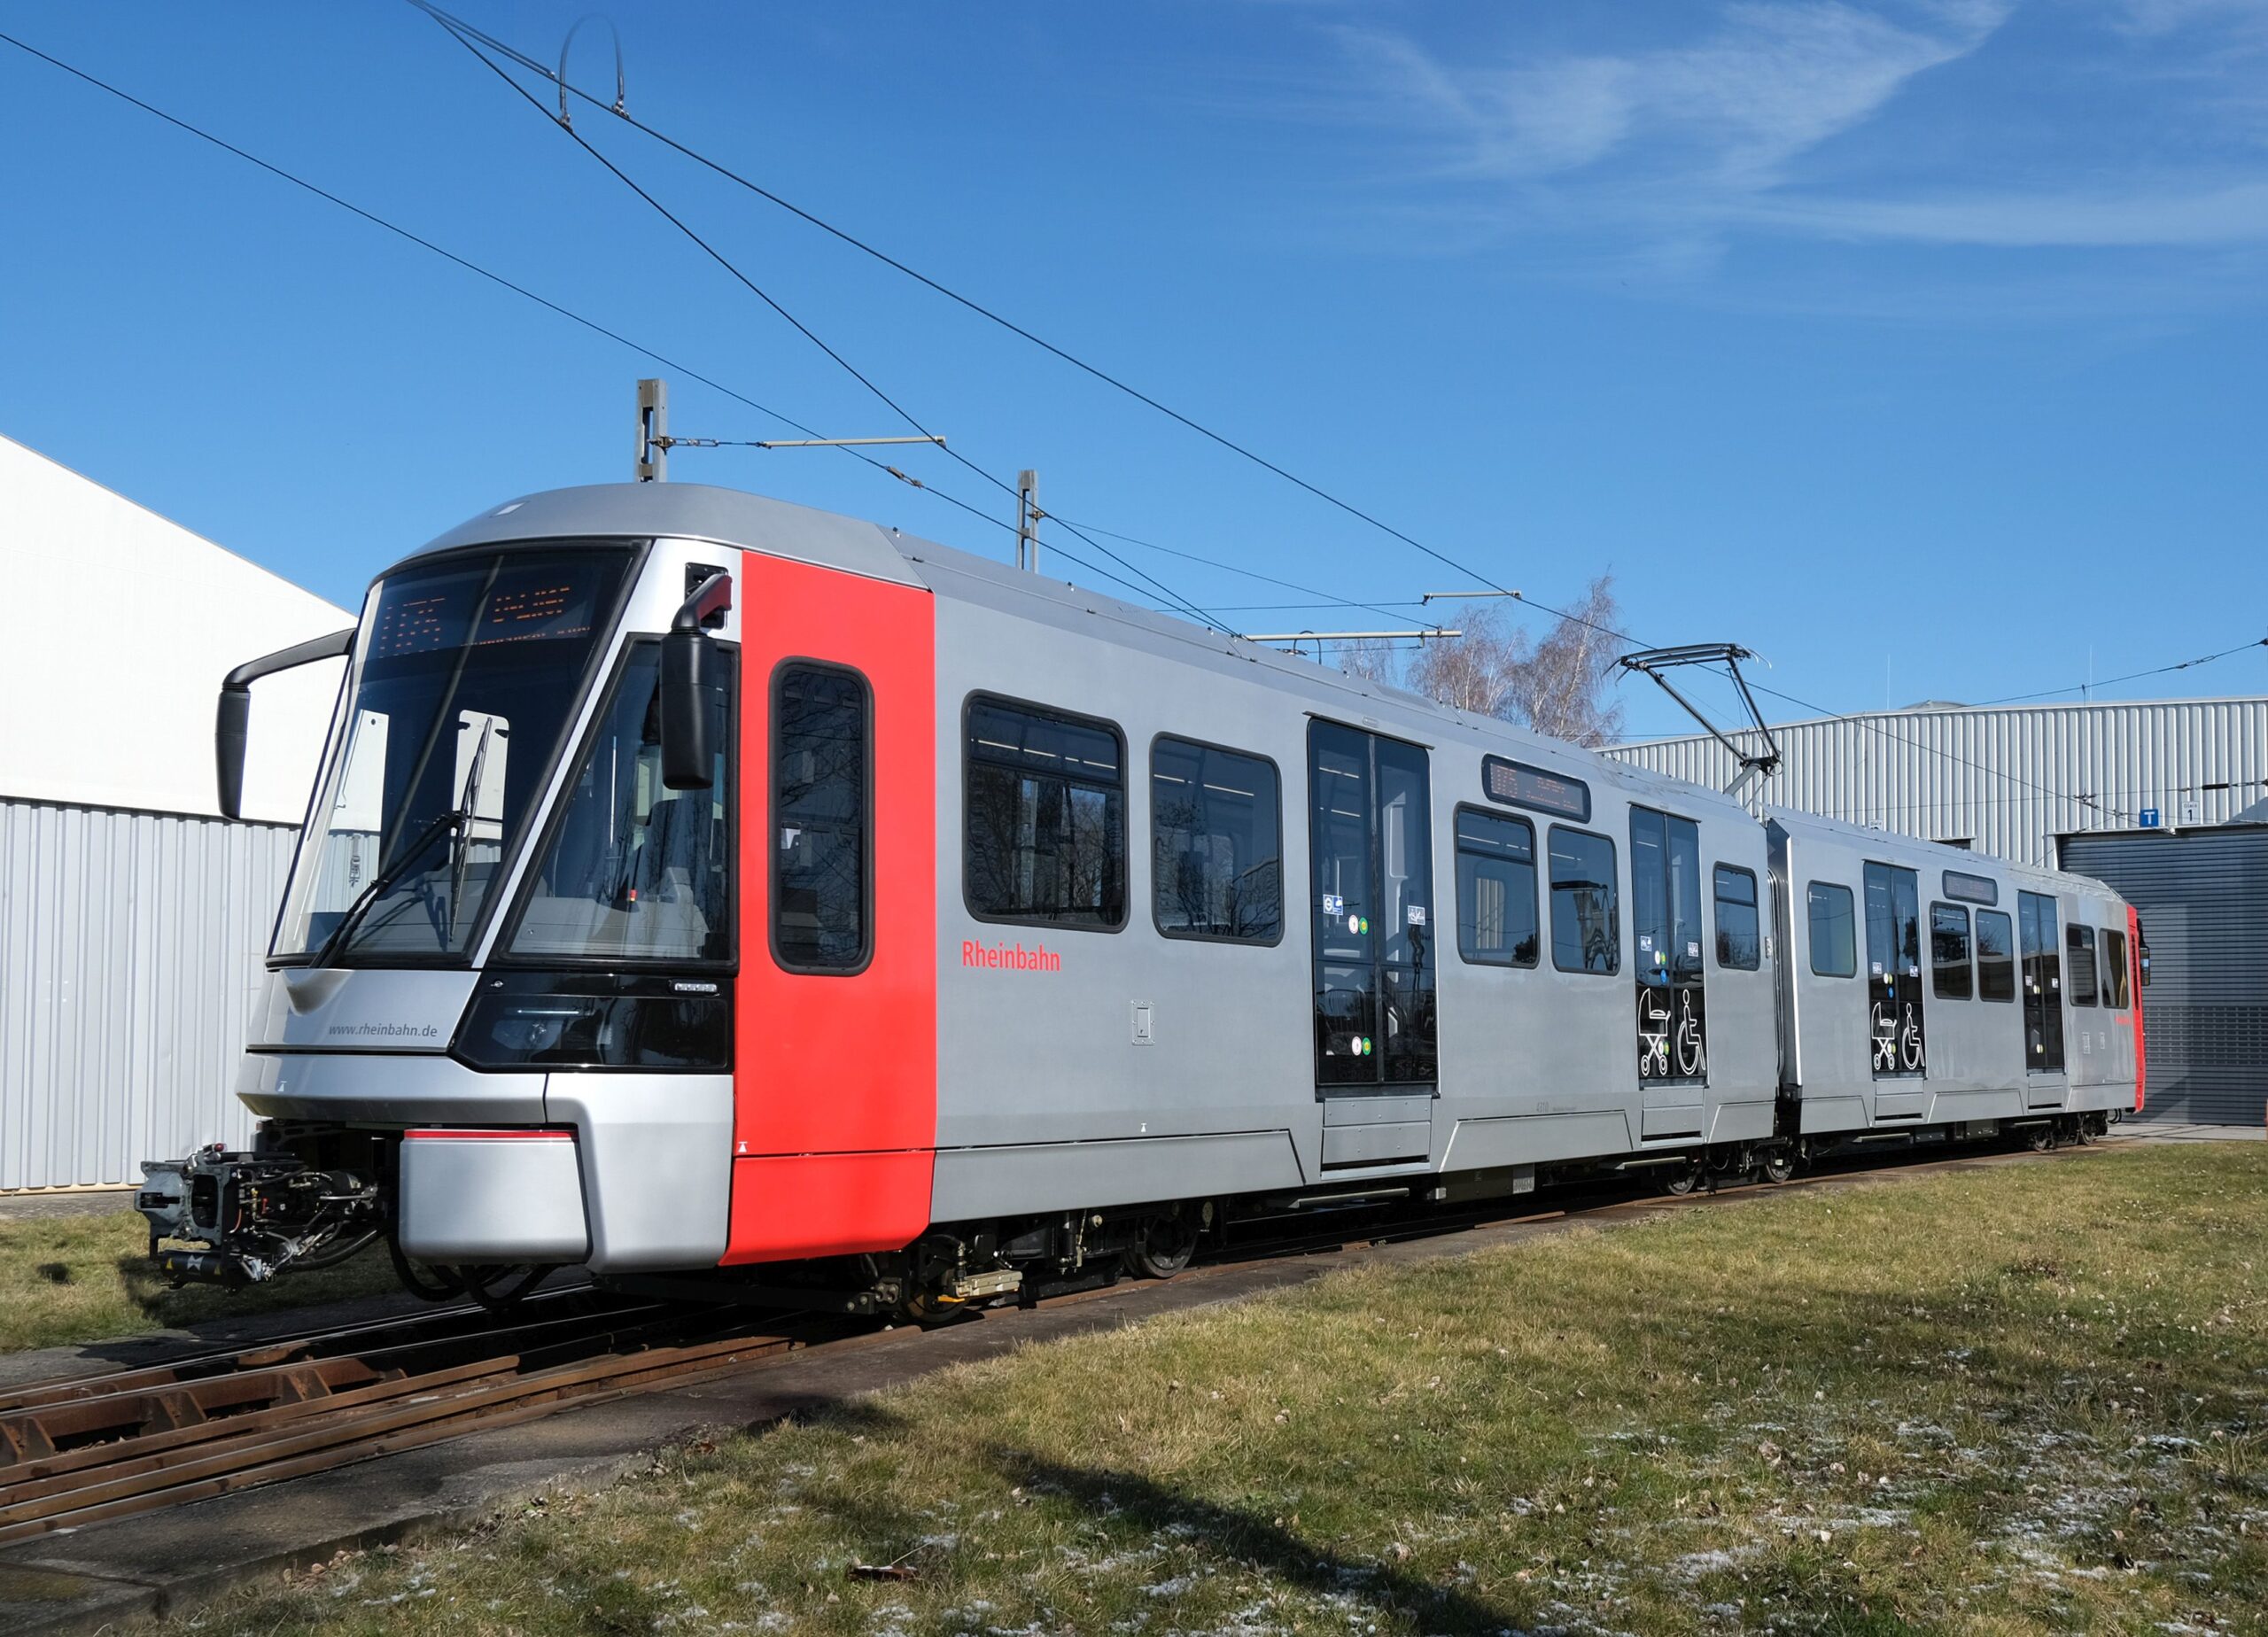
[128,1143,2268,1637]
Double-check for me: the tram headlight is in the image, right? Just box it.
[486,1005,576,1056]
[451,974,732,1070]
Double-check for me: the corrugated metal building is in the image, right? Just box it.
[1612,695,2268,1125]
[0,805,300,1190]
[2062,826,2268,1127]
[1609,696,2268,869]
[1,435,347,1190]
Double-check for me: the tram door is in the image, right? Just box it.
[1863,863,1926,1077]
[1308,723,1437,1126]
[1629,808,1705,1137]
[2018,890,2066,1095]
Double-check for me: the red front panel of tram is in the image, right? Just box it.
[723,551,937,1263]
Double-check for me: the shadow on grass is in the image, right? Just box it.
[741,1399,1526,1634]
[991,1446,1526,1635]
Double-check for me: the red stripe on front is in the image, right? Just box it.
[2128,904,2148,1113]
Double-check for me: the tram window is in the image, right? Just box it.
[1548,826,1619,975]
[1455,808,1538,967]
[1152,737,1282,943]
[2067,923,2098,1006]
[965,695,1126,930]
[1630,808,1704,983]
[2103,927,2131,1008]
[1806,881,1856,977]
[772,663,870,974]
[1713,865,1760,970]
[1309,722,1436,1089]
[1976,909,2016,1001]
[1930,904,1972,999]
[509,641,735,964]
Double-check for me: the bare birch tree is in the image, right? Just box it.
[1334,636,1405,687]
[1401,576,1627,747]
[1404,606,1520,715]
[1501,575,1626,747]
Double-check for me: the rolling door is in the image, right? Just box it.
[2060,826,2268,1127]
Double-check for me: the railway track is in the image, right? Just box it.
[0,1136,2096,1549]
[0,1289,845,1545]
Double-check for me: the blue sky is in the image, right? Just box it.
[2,0,2263,739]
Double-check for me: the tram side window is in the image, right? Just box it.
[1930,904,1972,999]
[1456,808,1538,966]
[1976,909,2016,1001]
[2067,923,2099,1007]
[1548,826,1619,974]
[773,664,870,973]
[1713,865,1760,970]
[2103,927,2131,1008]
[965,696,1126,929]
[1807,881,1857,977]
[1152,737,1283,943]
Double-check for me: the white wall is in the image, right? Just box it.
[0,435,351,825]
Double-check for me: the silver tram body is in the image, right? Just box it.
[136,484,2143,1307]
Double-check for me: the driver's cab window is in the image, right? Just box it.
[310,709,392,933]
[508,642,734,963]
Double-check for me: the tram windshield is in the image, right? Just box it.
[273,544,637,964]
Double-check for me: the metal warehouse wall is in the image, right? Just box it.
[1610,697,2268,867]
[0,799,296,1191]
[2060,826,2268,1129]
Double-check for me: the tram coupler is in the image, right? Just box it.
[136,1140,384,1284]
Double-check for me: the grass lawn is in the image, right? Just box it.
[0,1208,396,1357]
[159,1143,2268,1634]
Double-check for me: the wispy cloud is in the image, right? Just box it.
[1329,3,2010,190]
[1264,1,2268,301]
[1741,177,2268,246]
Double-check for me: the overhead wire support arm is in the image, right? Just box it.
[1618,642,1783,803]
[1243,628,1465,643]
[1245,627,1463,663]
[653,434,949,451]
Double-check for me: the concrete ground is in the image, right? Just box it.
[2125,1119,2263,1141]
[0,1191,133,1223]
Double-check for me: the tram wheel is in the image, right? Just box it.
[1759,1149,1797,1184]
[1663,1165,1702,1197]
[899,1287,970,1328]
[1127,1210,1200,1280]
[2025,1125,2056,1153]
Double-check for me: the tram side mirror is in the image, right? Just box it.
[216,687,252,821]
[214,627,356,822]
[660,626,715,790]
[661,568,733,791]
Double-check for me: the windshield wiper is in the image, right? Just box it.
[444,717,499,946]
[307,804,470,969]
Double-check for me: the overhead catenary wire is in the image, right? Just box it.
[406,0,1523,601]
[1484,583,2163,826]
[408,1,2250,823]
[1966,635,2267,709]
[12,21,2233,832]
[0,27,1208,623]
[1052,516,1437,629]
[416,6,1231,635]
